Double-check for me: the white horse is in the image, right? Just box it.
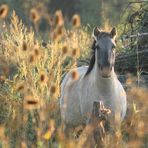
[60,27,127,131]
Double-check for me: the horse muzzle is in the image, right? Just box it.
[100,66,112,78]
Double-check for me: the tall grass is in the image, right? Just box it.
[0,7,147,148]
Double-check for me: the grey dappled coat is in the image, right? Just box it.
[60,28,127,127]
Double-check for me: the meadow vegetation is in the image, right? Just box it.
[0,2,147,148]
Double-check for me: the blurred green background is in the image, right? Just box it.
[0,0,129,28]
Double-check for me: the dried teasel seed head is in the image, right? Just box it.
[56,26,64,36]
[71,48,80,58]
[71,70,79,80]
[62,45,68,55]
[71,48,77,57]
[34,48,40,57]
[71,14,81,28]
[0,4,9,19]
[50,84,57,95]
[17,85,24,92]
[30,8,40,23]
[29,54,35,63]
[40,74,45,82]
[54,10,64,27]
[39,71,48,84]
[24,95,39,110]
[22,41,27,51]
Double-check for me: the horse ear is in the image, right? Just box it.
[93,27,101,39]
[110,27,117,38]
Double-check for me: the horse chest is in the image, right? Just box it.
[79,84,120,121]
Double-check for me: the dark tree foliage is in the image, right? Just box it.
[116,2,148,74]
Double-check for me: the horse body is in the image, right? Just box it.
[60,66,126,127]
[60,27,127,128]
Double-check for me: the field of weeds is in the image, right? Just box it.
[0,3,148,148]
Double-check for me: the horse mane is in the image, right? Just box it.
[85,40,96,76]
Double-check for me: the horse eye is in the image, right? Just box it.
[112,44,116,50]
[95,45,100,50]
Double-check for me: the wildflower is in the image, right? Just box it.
[22,41,27,51]
[71,14,81,28]
[39,71,48,85]
[33,47,41,58]
[56,26,64,36]
[0,4,9,19]
[16,84,24,92]
[71,70,79,80]
[71,48,80,58]
[43,120,55,140]
[62,45,68,55]
[34,48,39,56]
[30,8,40,23]
[54,10,64,27]
[50,84,57,95]
[24,95,39,110]
[28,54,35,63]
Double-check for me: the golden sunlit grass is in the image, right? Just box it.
[0,7,147,148]
[0,10,90,147]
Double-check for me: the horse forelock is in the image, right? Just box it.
[98,32,111,39]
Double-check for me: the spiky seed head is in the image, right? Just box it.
[34,48,40,58]
[62,45,68,55]
[0,4,9,19]
[22,41,27,51]
[71,48,80,57]
[54,10,64,27]
[24,95,39,110]
[50,84,57,95]
[39,71,48,84]
[56,26,64,36]
[40,74,45,82]
[71,70,79,80]
[72,14,81,28]
[30,8,40,23]
[17,85,24,92]
[29,54,35,63]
